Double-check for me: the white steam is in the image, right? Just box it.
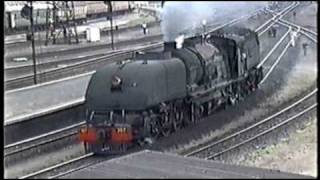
[161,1,268,42]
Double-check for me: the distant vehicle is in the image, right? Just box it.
[4,1,131,35]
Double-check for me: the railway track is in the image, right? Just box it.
[4,4,285,91]
[179,7,318,158]
[4,33,163,74]
[15,90,317,178]
[4,121,85,158]
[18,153,97,179]
[5,3,292,153]
[4,41,163,90]
[18,148,144,179]
[277,19,317,43]
[181,88,317,160]
[264,8,317,43]
[6,2,310,178]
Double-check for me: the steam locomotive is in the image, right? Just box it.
[79,27,263,154]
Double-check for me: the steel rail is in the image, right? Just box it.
[6,4,306,179]
[184,88,317,157]
[5,131,78,157]
[47,163,97,179]
[265,5,317,44]
[276,20,317,43]
[5,6,271,88]
[260,19,318,84]
[6,8,259,79]
[257,3,299,36]
[4,121,85,149]
[3,14,251,154]
[5,6,302,176]
[259,37,293,85]
[18,153,94,179]
[254,2,297,33]
[257,28,291,68]
[4,3,297,157]
[205,102,317,160]
[5,4,292,90]
[5,42,163,85]
[5,49,123,70]
[4,123,86,157]
[280,18,317,36]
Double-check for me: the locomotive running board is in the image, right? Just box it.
[189,76,246,105]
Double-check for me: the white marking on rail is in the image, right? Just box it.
[280,19,317,36]
[300,31,317,43]
[257,28,291,68]
[276,21,317,43]
[255,2,296,33]
[259,39,292,85]
[258,19,278,36]
[5,98,85,126]
[256,3,298,36]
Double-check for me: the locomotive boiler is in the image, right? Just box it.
[79,27,263,154]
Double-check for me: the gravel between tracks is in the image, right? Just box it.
[237,115,317,177]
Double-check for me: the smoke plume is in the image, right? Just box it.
[161,1,268,42]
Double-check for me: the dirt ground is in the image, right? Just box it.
[238,115,317,177]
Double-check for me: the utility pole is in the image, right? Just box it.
[45,2,50,45]
[52,1,57,44]
[71,1,79,43]
[45,1,57,45]
[30,1,37,84]
[64,1,71,44]
[22,1,38,84]
[105,1,114,50]
[21,2,37,84]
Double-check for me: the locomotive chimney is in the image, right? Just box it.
[164,34,184,51]
[164,42,176,52]
[163,42,175,58]
[163,34,184,59]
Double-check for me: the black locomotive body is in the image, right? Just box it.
[79,27,263,154]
